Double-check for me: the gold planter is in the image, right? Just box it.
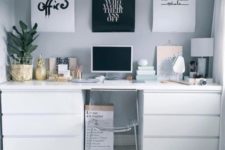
[10,64,33,81]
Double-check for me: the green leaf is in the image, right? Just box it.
[30,30,37,36]
[27,45,38,54]
[23,32,32,46]
[10,55,19,61]
[30,30,38,36]
[8,43,22,52]
[19,20,28,32]
[12,26,22,37]
[8,45,22,57]
[33,35,39,41]
[8,33,22,47]
[27,34,39,46]
[33,23,38,30]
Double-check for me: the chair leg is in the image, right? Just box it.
[134,125,138,150]
[86,125,95,150]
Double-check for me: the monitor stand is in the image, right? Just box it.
[105,73,125,80]
[103,73,131,84]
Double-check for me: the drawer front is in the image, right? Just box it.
[2,91,83,114]
[2,115,83,136]
[143,138,219,150]
[144,93,220,115]
[3,137,83,150]
[143,116,220,137]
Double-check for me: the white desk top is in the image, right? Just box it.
[0,81,222,93]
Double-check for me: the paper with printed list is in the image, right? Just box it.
[85,105,114,150]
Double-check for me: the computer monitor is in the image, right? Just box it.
[91,46,133,73]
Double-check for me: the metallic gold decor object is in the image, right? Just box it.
[35,55,47,80]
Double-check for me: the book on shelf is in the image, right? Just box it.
[138,66,154,70]
[137,70,156,75]
[136,75,157,81]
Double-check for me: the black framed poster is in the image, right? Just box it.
[92,0,135,32]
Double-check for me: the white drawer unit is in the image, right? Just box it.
[3,137,83,150]
[143,116,220,137]
[144,93,221,115]
[0,82,222,150]
[143,91,221,150]
[2,115,83,136]
[143,138,219,150]
[0,90,84,150]
[1,91,83,114]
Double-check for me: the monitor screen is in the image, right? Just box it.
[92,46,133,73]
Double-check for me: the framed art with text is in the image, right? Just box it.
[31,0,75,32]
[92,0,135,32]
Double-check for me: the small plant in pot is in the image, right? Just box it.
[8,21,38,81]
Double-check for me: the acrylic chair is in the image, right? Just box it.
[86,90,139,150]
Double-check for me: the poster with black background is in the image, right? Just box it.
[92,0,135,32]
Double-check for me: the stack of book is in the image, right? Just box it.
[136,66,157,81]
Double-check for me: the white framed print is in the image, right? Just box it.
[157,46,183,80]
[152,0,196,32]
[31,0,75,32]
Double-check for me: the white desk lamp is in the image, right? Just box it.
[173,56,185,80]
[191,38,214,77]
[173,56,185,74]
[162,56,188,85]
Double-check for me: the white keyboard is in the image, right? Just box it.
[72,79,100,83]
[103,80,132,84]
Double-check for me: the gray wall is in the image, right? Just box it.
[0,2,15,149]
[14,0,214,75]
[0,0,15,83]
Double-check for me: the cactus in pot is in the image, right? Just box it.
[8,20,39,81]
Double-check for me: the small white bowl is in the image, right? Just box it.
[138,59,148,66]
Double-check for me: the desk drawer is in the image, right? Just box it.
[143,116,219,137]
[3,137,83,150]
[144,93,220,115]
[2,115,83,136]
[143,138,218,150]
[2,91,83,114]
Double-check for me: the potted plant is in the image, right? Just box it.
[8,21,38,81]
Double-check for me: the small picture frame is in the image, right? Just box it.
[92,0,135,32]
